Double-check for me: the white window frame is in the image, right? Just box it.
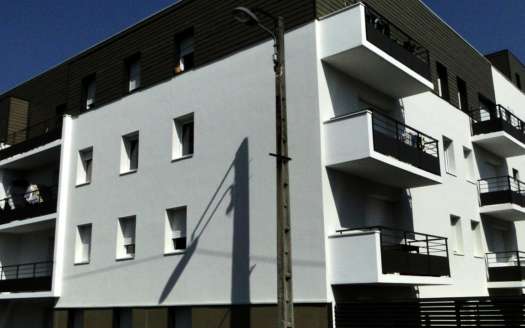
[127,58,141,92]
[77,147,93,186]
[463,146,475,182]
[172,114,194,161]
[75,224,92,264]
[120,132,139,174]
[450,215,464,255]
[443,136,456,176]
[165,207,187,254]
[116,216,136,260]
[470,220,483,258]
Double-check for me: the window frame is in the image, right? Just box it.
[120,131,140,175]
[125,53,142,93]
[436,62,450,101]
[76,147,93,186]
[172,113,194,161]
[116,216,136,260]
[81,74,97,110]
[450,215,464,255]
[165,206,187,255]
[174,29,195,75]
[74,224,92,265]
[443,136,456,176]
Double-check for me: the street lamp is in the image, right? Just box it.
[233,7,295,328]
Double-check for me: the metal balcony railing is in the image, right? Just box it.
[0,185,58,224]
[338,226,450,277]
[362,3,431,79]
[470,105,525,144]
[0,116,63,161]
[0,261,53,293]
[478,176,525,207]
[371,109,440,175]
[486,251,525,282]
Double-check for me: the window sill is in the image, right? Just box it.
[75,182,91,188]
[116,256,135,262]
[453,252,465,257]
[466,179,477,186]
[474,255,485,259]
[164,250,186,256]
[171,154,193,163]
[119,169,138,177]
[74,261,90,266]
[446,171,457,178]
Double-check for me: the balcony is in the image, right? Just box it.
[486,251,525,289]
[0,261,53,293]
[319,3,433,98]
[328,227,451,285]
[0,116,62,162]
[0,186,58,225]
[470,105,525,157]
[478,176,525,221]
[324,109,441,188]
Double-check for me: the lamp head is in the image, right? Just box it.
[232,7,260,26]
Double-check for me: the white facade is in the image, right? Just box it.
[0,3,524,327]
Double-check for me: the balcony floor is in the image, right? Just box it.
[472,131,525,158]
[480,203,525,221]
[329,152,442,188]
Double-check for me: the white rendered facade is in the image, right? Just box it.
[0,2,524,327]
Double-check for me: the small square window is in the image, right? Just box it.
[77,148,93,186]
[165,207,187,254]
[121,132,139,174]
[126,54,141,93]
[75,224,92,264]
[175,31,194,75]
[173,114,194,160]
[117,216,136,260]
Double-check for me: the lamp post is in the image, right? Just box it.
[233,7,294,328]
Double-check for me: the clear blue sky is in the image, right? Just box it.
[0,0,523,94]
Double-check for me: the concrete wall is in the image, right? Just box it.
[56,23,327,308]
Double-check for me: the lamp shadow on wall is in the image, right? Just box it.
[158,138,252,326]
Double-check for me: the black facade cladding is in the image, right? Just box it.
[487,49,525,92]
[0,0,503,128]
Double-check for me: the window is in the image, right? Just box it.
[70,310,84,328]
[117,216,136,260]
[457,77,468,111]
[175,31,194,75]
[443,136,456,175]
[121,132,139,174]
[173,114,194,159]
[75,224,92,264]
[516,73,522,90]
[126,54,141,93]
[471,220,483,257]
[436,63,450,101]
[450,215,464,255]
[165,207,187,254]
[463,147,475,181]
[82,75,96,110]
[77,148,93,185]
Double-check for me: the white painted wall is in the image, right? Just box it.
[56,23,327,308]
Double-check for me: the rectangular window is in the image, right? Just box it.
[471,220,483,257]
[516,73,522,90]
[457,77,468,111]
[75,224,92,264]
[450,215,464,255]
[463,146,475,181]
[126,55,141,93]
[443,136,456,175]
[117,216,136,260]
[175,31,194,75]
[77,148,93,185]
[115,308,132,328]
[121,132,139,174]
[165,207,187,254]
[436,63,450,101]
[82,75,96,110]
[173,114,194,159]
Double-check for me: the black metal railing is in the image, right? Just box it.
[478,176,525,207]
[0,116,63,161]
[0,261,53,293]
[470,105,525,145]
[362,4,431,79]
[371,109,440,175]
[486,251,525,282]
[338,226,450,277]
[0,185,58,224]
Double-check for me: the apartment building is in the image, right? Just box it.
[0,0,524,327]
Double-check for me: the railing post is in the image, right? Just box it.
[517,251,521,268]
